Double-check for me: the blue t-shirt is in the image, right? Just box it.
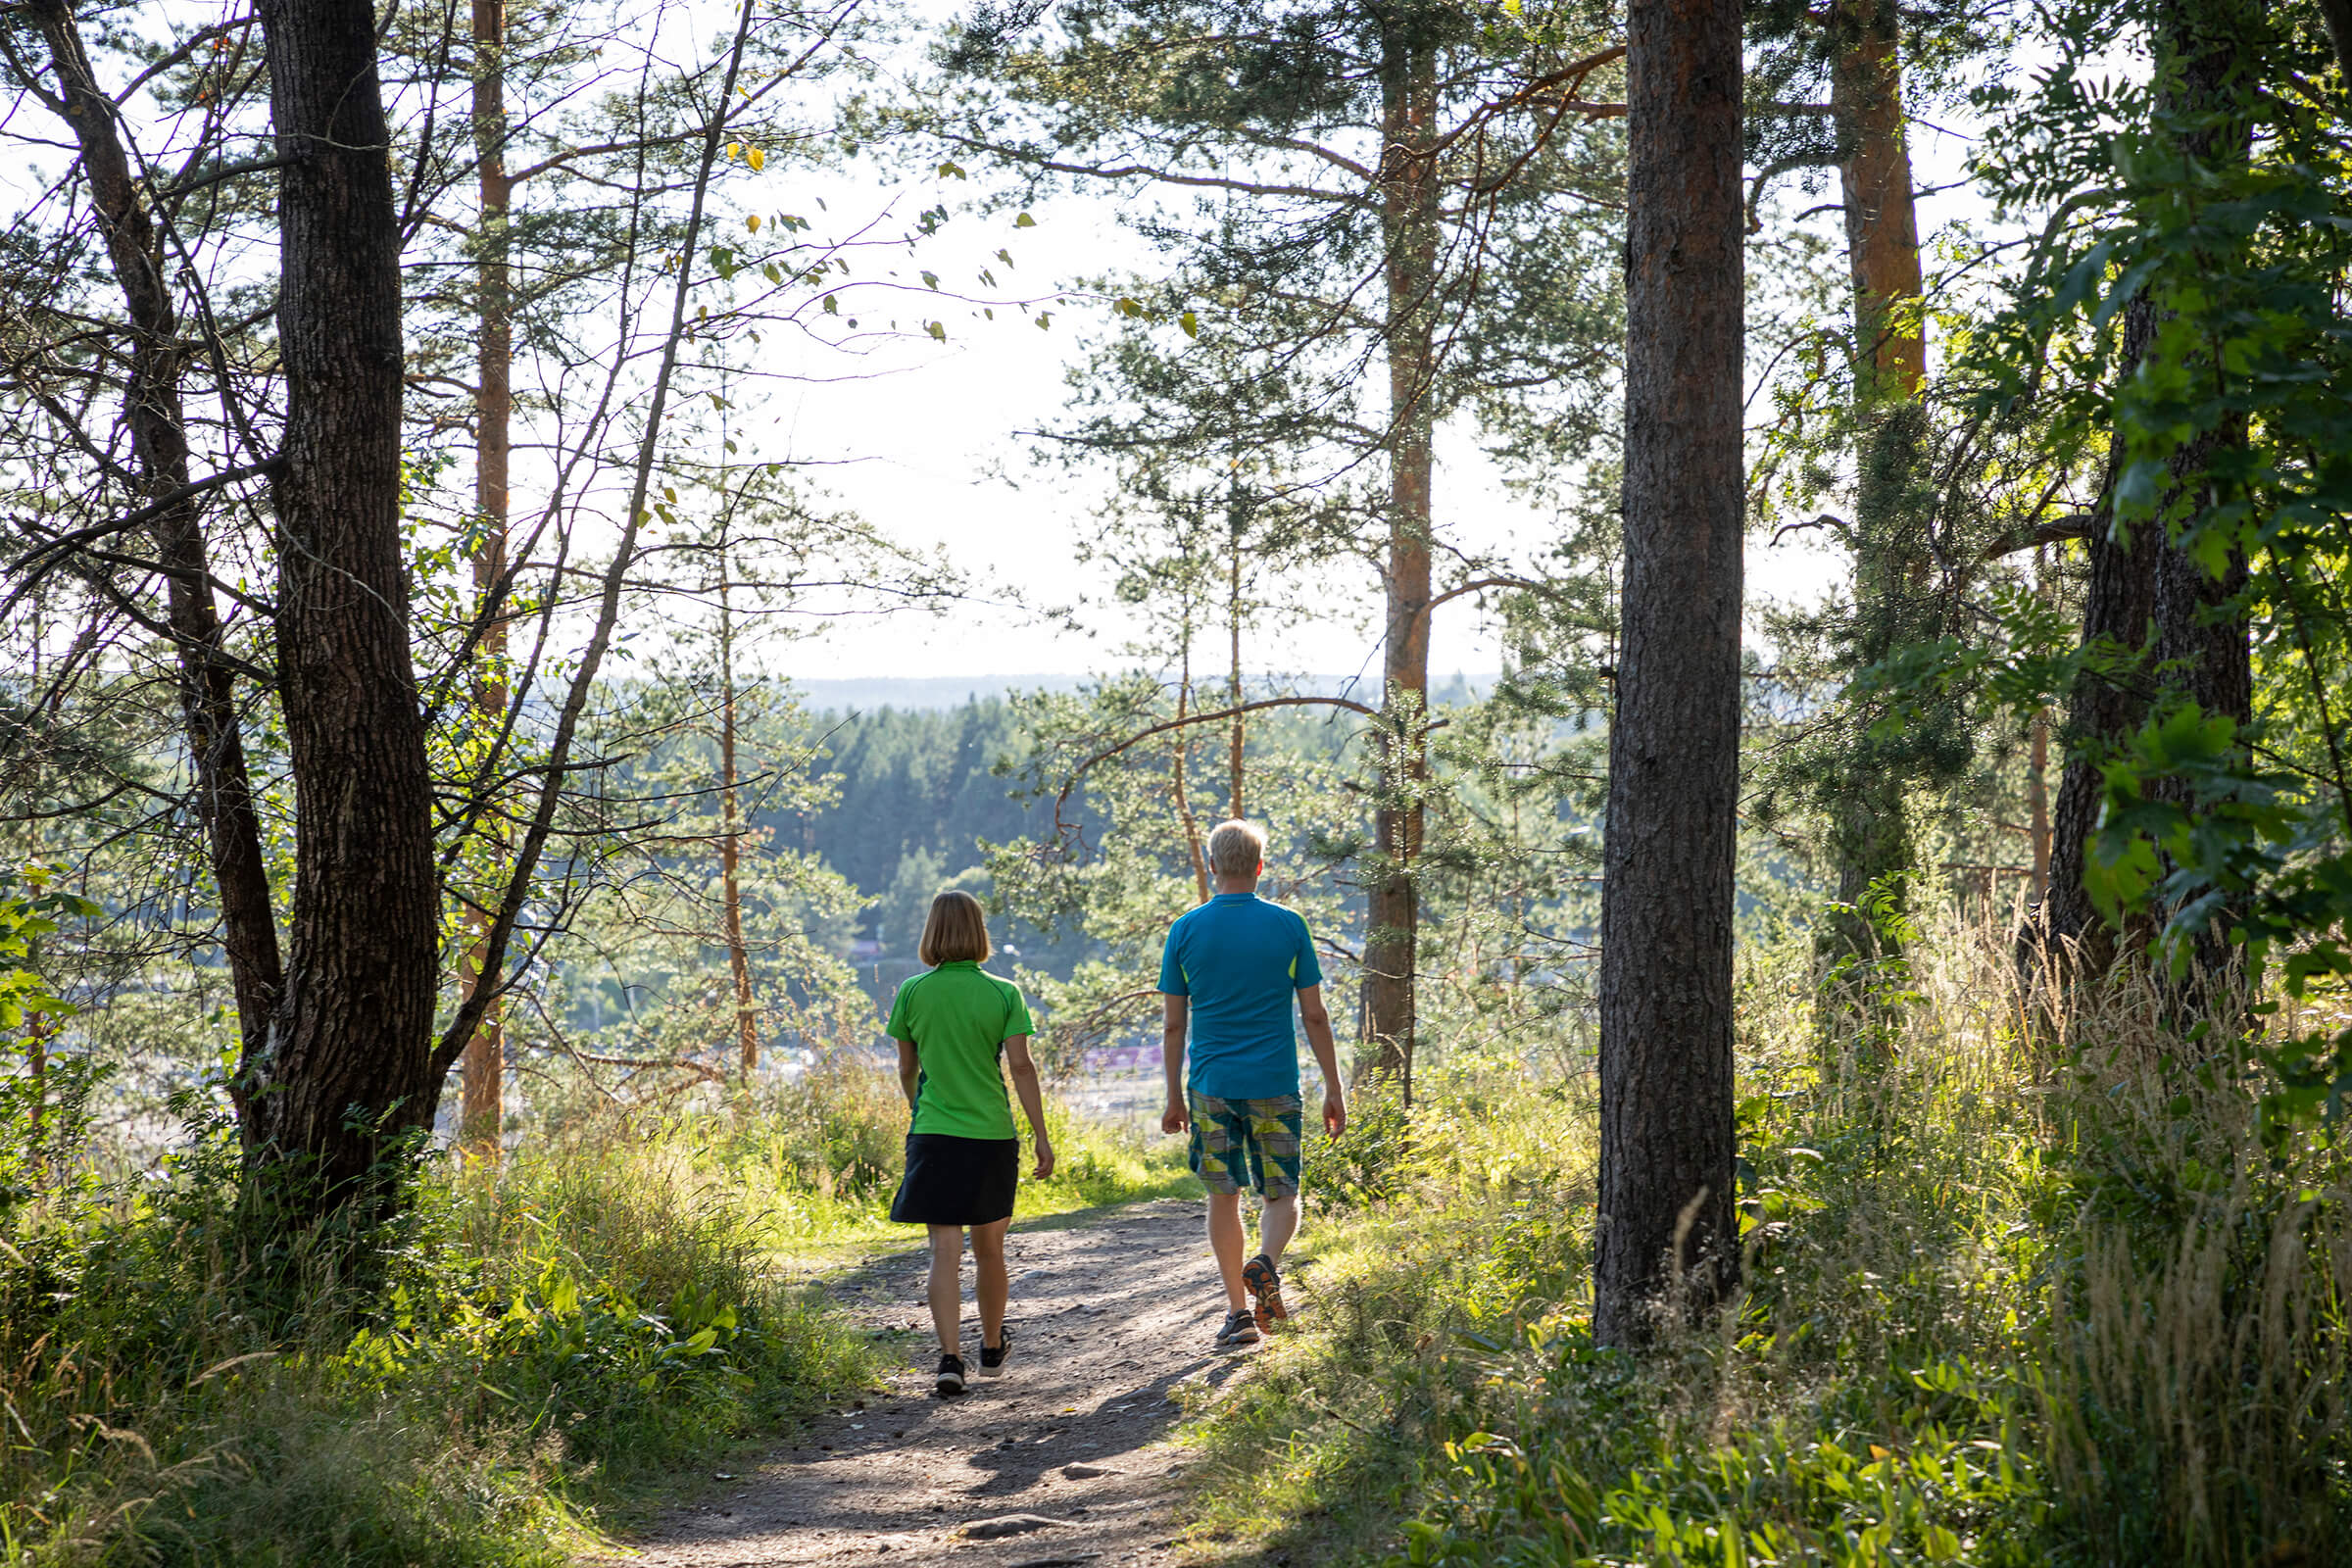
[1156,892,1325,1100]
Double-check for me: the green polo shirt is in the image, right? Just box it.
[885,960,1035,1140]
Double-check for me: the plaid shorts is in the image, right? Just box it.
[1187,1091,1302,1200]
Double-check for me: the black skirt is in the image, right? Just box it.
[890,1133,1019,1226]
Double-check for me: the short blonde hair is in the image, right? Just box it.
[1205,819,1265,878]
[919,890,992,966]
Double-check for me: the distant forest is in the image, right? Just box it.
[769,689,1391,988]
[779,698,1097,986]
[774,681,1483,962]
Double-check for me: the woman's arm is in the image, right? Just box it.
[1004,1034,1054,1179]
[895,1039,920,1111]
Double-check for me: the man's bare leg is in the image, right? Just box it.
[1206,1192,1250,1311]
[1257,1193,1298,1266]
[971,1217,1010,1348]
[926,1225,964,1354]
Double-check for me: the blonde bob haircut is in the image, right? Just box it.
[919,889,993,966]
[1205,818,1266,879]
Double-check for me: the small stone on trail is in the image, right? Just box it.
[1062,1462,1123,1479]
[961,1512,1081,1540]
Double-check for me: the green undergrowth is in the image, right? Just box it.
[1180,918,2352,1567]
[0,1056,1180,1566]
[717,1059,1193,1256]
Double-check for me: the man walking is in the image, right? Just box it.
[1159,818,1347,1347]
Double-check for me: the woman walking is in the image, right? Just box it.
[886,890,1054,1396]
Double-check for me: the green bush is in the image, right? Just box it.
[1174,912,2352,1568]
[1303,1087,1415,1213]
[0,1116,873,1566]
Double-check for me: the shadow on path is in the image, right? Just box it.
[612,1195,1260,1567]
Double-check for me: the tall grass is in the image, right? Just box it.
[0,1054,1183,1566]
[0,1116,871,1566]
[1176,906,2352,1567]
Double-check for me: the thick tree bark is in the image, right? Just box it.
[2144,0,2256,991]
[245,0,442,1213]
[2041,309,2159,965]
[1831,0,1923,399]
[1595,0,1743,1348]
[2318,0,2352,88]
[459,0,513,1156]
[1362,5,1439,1094]
[2042,0,2258,976]
[29,1,284,1075]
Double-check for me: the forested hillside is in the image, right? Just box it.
[6,0,2352,1562]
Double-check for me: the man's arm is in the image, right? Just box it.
[1296,985,1347,1137]
[894,1039,920,1111]
[1160,993,1190,1134]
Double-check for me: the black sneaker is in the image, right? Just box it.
[979,1327,1013,1378]
[935,1353,967,1396]
[1215,1307,1260,1348]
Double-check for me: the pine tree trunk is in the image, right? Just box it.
[2041,307,2159,966]
[720,579,760,1078]
[460,0,512,1156]
[2042,0,2258,977]
[1822,0,1928,956]
[1832,0,1924,399]
[245,0,442,1217]
[1228,515,1246,821]
[1174,627,1208,902]
[29,0,284,1076]
[1363,10,1439,1094]
[1595,0,1744,1348]
[2028,710,2051,904]
[2144,0,2255,995]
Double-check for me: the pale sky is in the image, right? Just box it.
[0,0,2036,692]
[723,36,2005,687]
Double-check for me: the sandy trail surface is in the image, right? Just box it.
[612,1197,1263,1567]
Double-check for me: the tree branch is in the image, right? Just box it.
[4,457,283,583]
[1980,514,2093,561]
[1054,695,1378,812]
[1769,513,1852,547]
[1422,574,1563,616]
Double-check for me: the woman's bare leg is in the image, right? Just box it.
[971,1218,1011,1348]
[926,1225,964,1354]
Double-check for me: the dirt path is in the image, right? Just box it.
[611,1197,1262,1567]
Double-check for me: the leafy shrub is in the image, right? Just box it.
[1179,906,2352,1567]
[1303,1086,1415,1212]
[0,1118,873,1566]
